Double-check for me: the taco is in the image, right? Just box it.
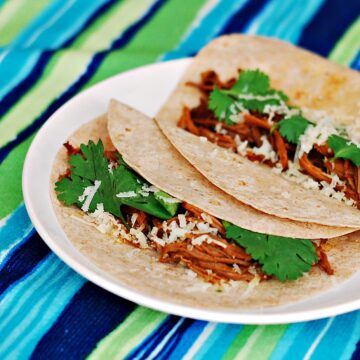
[155,35,360,228]
[51,101,360,309]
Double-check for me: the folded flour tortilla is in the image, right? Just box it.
[50,102,360,310]
[155,35,360,228]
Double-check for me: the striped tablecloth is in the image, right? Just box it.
[0,0,359,359]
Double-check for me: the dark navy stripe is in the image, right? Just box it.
[0,0,167,165]
[0,0,117,120]
[124,315,183,360]
[219,0,269,35]
[156,318,195,360]
[30,282,136,360]
[0,232,50,295]
[351,339,360,360]
[298,0,360,57]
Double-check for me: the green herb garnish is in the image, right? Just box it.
[328,135,360,166]
[223,222,318,281]
[55,140,178,223]
[209,70,288,124]
[277,115,313,144]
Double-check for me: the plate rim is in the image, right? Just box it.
[22,58,360,324]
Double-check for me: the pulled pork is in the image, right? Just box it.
[178,71,360,208]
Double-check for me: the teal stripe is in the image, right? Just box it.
[269,323,307,359]
[0,0,109,99]
[0,254,85,358]
[161,0,249,60]
[341,312,360,360]
[311,313,359,359]
[0,204,34,267]
[195,324,243,359]
[245,0,325,43]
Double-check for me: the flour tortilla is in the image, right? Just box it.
[51,113,360,310]
[155,35,360,228]
[108,99,352,239]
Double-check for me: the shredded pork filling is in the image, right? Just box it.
[179,70,360,208]
[60,143,333,285]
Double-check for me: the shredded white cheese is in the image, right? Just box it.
[199,136,208,143]
[298,119,337,158]
[78,180,101,212]
[252,135,278,163]
[116,190,137,198]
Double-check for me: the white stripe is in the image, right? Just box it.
[303,317,335,360]
[183,322,217,360]
[143,318,185,360]
[24,0,76,47]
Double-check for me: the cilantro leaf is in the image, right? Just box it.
[231,69,270,94]
[278,115,312,144]
[328,135,360,167]
[208,87,235,124]
[208,70,289,123]
[224,222,318,282]
[55,140,176,222]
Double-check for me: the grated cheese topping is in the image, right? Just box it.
[78,180,101,212]
[116,190,137,198]
[252,135,278,163]
[298,119,337,158]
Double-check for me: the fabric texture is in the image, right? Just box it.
[0,0,359,359]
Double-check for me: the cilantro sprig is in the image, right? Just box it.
[223,222,318,282]
[277,115,313,144]
[208,70,288,125]
[55,140,178,223]
[328,135,360,166]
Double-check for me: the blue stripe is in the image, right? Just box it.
[342,312,360,360]
[269,323,307,359]
[0,203,33,251]
[0,0,115,111]
[196,324,243,359]
[298,0,360,56]
[125,316,185,359]
[0,0,166,164]
[219,0,269,34]
[0,232,50,295]
[311,312,359,360]
[156,318,194,360]
[0,50,41,100]
[280,318,331,360]
[0,204,34,267]
[351,51,360,70]
[31,282,136,359]
[166,320,208,359]
[162,0,249,60]
[245,0,325,43]
[0,254,85,359]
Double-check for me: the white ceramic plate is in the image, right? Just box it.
[23,59,360,324]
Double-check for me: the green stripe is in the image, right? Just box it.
[237,325,288,360]
[222,326,258,360]
[0,0,51,46]
[87,307,167,360]
[0,0,154,219]
[329,16,360,66]
[70,0,131,51]
[0,0,154,148]
[0,134,34,219]
[85,0,206,87]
